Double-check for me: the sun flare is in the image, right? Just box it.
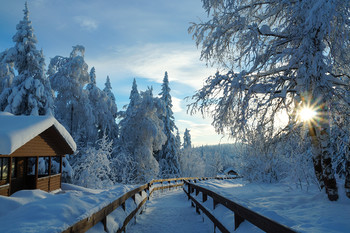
[299,107,317,122]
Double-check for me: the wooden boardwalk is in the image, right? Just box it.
[127,188,211,233]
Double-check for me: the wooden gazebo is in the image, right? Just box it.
[0,112,76,196]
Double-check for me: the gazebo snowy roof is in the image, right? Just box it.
[0,112,76,155]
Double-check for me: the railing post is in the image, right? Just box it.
[187,184,191,200]
[195,204,200,214]
[102,216,107,232]
[203,193,207,202]
[213,199,218,209]
[234,213,245,230]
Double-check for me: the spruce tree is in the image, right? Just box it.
[183,128,192,149]
[157,72,180,178]
[1,2,54,116]
[119,83,166,183]
[0,50,15,94]
[86,68,118,141]
[0,50,15,110]
[103,75,118,138]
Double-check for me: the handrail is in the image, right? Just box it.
[183,180,297,233]
[38,173,61,180]
[61,177,192,233]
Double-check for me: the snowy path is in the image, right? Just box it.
[127,188,211,233]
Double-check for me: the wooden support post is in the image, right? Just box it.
[35,156,39,189]
[213,199,218,209]
[48,157,51,192]
[132,195,136,203]
[234,212,245,230]
[59,156,63,189]
[196,204,200,214]
[102,216,107,232]
[190,186,194,194]
[8,157,12,185]
[203,193,207,202]
[187,185,191,200]
[122,202,126,211]
[195,189,199,196]
[59,156,63,174]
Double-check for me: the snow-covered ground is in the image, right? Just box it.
[127,188,211,233]
[0,179,349,233]
[0,183,138,233]
[194,179,350,233]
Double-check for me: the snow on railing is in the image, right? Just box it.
[61,176,240,233]
[183,180,297,233]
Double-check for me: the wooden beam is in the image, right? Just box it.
[35,156,39,189]
[48,157,51,192]
[8,157,12,187]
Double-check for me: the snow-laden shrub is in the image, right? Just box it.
[179,148,205,177]
[234,129,317,188]
[111,148,138,184]
[72,134,114,189]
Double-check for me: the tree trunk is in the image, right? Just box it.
[309,105,338,201]
[309,125,325,190]
[345,158,350,198]
[318,125,338,201]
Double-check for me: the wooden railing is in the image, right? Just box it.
[183,180,297,233]
[62,177,194,233]
[63,176,296,233]
[37,173,61,192]
[0,183,9,196]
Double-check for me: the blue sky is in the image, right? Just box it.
[0,0,233,146]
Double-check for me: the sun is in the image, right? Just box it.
[299,107,317,122]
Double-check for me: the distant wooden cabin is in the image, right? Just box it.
[0,112,76,196]
[224,167,238,176]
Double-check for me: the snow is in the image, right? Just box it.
[0,112,76,155]
[127,188,211,233]
[0,183,137,233]
[0,179,349,232]
[193,179,350,233]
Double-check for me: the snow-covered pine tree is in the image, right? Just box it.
[86,68,118,142]
[48,45,95,146]
[157,72,180,178]
[188,0,350,201]
[0,50,15,94]
[0,50,15,110]
[102,75,118,139]
[1,2,54,116]
[103,76,115,102]
[183,128,192,149]
[119,82,166,183]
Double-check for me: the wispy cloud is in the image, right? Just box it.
[74,16,98,31]
[86,42,216,89]
[172,96,183,113]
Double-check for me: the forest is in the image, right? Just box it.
[1,1,350,203]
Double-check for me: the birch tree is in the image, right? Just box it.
[48,45,94,145]
[189,0,350,200]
